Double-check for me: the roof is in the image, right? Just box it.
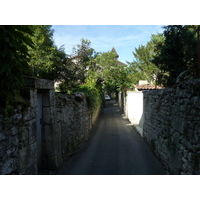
[118,60,126,66]
[110,47,126,66]
[111,47,119,58]
[134,84,163,91]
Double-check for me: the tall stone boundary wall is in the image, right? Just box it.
[143,79,200,175]
[0,89,38,175]
[54,93,100,165]
[0,77,100,175]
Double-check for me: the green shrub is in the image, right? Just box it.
[76,84,102,114]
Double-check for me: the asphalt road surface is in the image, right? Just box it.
[56,100,166,175]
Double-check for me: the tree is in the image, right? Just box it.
[93,51,118,78]
[58,40,131,98]
[58,39,98,92]
[70,38,97,83]
[27,25,65,80]
[126,60,147,85]
[92,51,130,95]
[150,33,166,85]
[129,35,162,85]
[0,25,34,112]
[56,56,81,92]
[152,25,198,87]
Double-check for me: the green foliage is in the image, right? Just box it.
[57,38,98,92]
[129,34,164,85]
[0,25,34,115]
[152,25,198,87]
[94,51,118,70]
[130,26,199,87]
[93,51,131,94]
[56,40,132,96]
[126,61,146,85]
[75,83,103,114]
[70,38,97,83]
[57,76,79,93]
[105,64,129,91]
[27,25,65,80]
[0,25,68,116]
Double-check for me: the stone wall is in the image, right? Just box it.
[0,89,38,175]
[143,79,200,175]
[0,77,101,174]
[54,93,100,164]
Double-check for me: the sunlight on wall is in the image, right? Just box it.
[126,91,144,136]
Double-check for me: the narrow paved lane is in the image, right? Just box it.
[56,100,166,175]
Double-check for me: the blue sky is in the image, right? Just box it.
[52,25,164,64]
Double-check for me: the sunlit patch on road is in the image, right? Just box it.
[126,123,133,126]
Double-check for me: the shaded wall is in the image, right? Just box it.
[143,80,200,174]
[118,80,200,174]
[0,77,100,174]
[0,93,38,175]
[54,93,100,164]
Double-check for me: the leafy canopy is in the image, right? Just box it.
[0,25,34,110]
[57,38,98,92]
[152,25,198,86]
[128,33,164,85]
[92,51,131,94]
[27,25,67,80]
[129,26,199,87]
